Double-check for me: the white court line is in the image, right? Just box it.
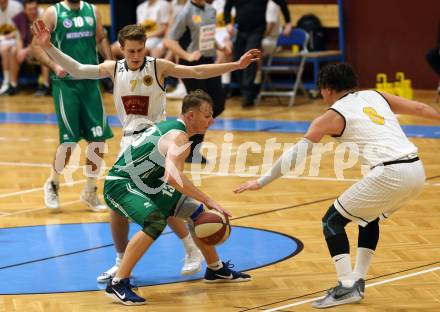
[0,179,89,199]
[0,200,81,217]
[262,266,440,312]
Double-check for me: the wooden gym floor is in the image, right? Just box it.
[0,90,438,311]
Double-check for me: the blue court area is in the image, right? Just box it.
[0,223,302,294]
[1,112,440,138]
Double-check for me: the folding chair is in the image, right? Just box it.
[257,28,310,107]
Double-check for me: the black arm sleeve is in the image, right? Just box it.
[273,0,291,24]
[224,0,234,25]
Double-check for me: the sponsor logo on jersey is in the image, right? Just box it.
[143,75,153,86]
[121,95,150,116]
[192,15,202,24]
[63,19,73,28]
[66,31,94,39]
[85,16,94,26]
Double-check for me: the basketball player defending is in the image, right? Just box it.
[33,21,260,289]
[235,63,440,308]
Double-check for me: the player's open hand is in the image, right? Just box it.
[237,49,261,69]
[233,180,262,194]
[31,19,52,49]
[205,199,231,217]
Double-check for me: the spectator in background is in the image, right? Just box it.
[254,0,281,86]
[224,0,291,108]
[211,0,233,93]
[426,22,440,103]
[3,0,49,96]
[112,0,170,58]
[262,0,281,57]
[164,0,229,163]
[0,0,22,94]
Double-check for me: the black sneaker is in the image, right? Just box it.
[35,86,51,96]
[0,85,18,96]
[105,278,147,306]
[241,97,254,108]
[204,261,251,283]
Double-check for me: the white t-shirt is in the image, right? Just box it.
[265,0,280,39]
[330,90,417,167]
[0,0,22,34]
[136,0,170,31]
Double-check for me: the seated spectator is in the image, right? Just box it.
[0,0,22,94]
[111,0,170,58]
[3,0,49,96]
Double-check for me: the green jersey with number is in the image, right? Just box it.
[108,119,187,184]
[51,1,98,69]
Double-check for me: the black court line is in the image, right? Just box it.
[0,226,303,295]
[0,230,174,271]
[0,174,438,295]
[237,260,440,312]
[2,172,438,272]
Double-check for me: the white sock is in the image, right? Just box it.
[85,178,97,191]
[116,252,124,265]
[333,253,354,287]
[2,71,9,85]
[221,72,230,84]
[49,168,60,183]
[182,234,196,253]
[208,260,223,271]
[10,82,17,87]
[353,247,374,281]
[112,277,121,284]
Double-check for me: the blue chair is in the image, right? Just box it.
[257,28,310,107]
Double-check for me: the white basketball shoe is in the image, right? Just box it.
[80,186,107,212]
[44,179,60,210]
[181,248,203,275]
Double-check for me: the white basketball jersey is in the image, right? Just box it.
[330,90,417,167]
[113,57,166,133]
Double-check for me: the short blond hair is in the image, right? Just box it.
[118,24,146,48]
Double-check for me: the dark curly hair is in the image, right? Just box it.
[317,62,358,92]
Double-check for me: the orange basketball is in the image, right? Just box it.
[194,210,231,246]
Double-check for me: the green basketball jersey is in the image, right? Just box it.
[51,1,98,67]
[108,119,187,184]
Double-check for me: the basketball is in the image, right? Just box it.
[194,209,231,246]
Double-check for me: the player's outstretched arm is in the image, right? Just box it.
[30,8,67,78]
[382,92,440,120]
[158,49,261,80]
[234,110,344,194]
[31,19,114,80]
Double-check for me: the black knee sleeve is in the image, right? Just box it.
[322,205,352,257]
[358,218,380,250]
[322,204,351,239]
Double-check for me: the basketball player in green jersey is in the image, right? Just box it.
[104,91,251,305]
[31,0,113,212]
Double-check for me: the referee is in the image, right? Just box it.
[165,0,226,163]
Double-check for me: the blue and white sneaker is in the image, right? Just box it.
[204,261,251,283]
[105,278,146,305]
